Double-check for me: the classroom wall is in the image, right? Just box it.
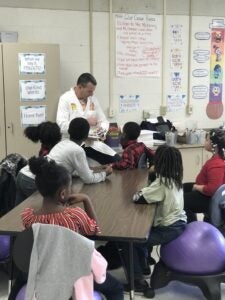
[1,0,225,129]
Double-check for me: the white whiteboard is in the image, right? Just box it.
[115,13,162,77]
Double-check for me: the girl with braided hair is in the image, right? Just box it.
[184,128,225,222]
[122,145,187,293]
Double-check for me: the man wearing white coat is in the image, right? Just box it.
[56,73,120,165]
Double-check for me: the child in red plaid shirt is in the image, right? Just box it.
[111,122,155,170]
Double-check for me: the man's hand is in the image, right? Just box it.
[87,116,98,126]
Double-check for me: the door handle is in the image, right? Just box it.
[7,122,14,134]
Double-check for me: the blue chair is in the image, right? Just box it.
[209,184,225,227]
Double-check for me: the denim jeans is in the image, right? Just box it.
[121,220,186,280]
[15,172,36,205]
[183,182,211,222]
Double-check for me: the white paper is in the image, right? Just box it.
[119,95,140,113]
[19,80,46,101]
[20,105,46,127]
[19,53,45,74]
[116,14,162,77]
[167,94,186,112]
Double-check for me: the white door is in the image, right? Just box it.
[2,43,60,159]
[0,45,6,160]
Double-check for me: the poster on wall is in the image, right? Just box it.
[207,19,225,119]
[119,95,140,113]
[115,14,162,77]
[166,18,188,114]
[20,105,46,127]
[19,80,46,101]
[167,94,186,112]
[19,53,45,74]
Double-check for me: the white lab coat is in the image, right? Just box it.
[56,88,109,136]
[56,88,115,165]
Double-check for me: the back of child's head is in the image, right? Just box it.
[123,122,141,140]
[68,117,90,141]
[154,144,183,190]
[209,128,225,159]
[24,121,61,149]
[29,156,71,198]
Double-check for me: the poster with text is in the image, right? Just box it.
[19,80,46,101]
[119,95,140,113]
[20,105,46,127]
[167,94,186,112]
[116,14,162,77]
[19,53,45,74]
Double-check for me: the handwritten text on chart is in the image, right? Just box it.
[116,14,162,77]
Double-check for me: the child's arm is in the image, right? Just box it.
[91,165,113,176]
[133,191,148,204]
[148,165,156,184]
[135,178,165,204]
[67,193,99,223]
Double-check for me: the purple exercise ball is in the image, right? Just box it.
[0,235,10,260]
[93,291,102,300]
[16,286,101,300]
[15,284,26,300]
[160,221,225,275]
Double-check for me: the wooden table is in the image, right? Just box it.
[0,169,155,299]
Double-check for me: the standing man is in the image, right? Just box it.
[57,73,120,165]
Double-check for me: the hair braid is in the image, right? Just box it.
[154,145,183,189]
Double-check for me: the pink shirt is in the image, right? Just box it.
[73,249,107,299]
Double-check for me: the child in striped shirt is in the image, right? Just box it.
[21,156,99,235]
[18,156,123,300]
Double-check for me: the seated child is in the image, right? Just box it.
[16,118,113,204]
[48,117,113,183]
[111,122,154,170]
[184,128,225,222]
[16,121,62,204]
[24,121,62,156]
[22,156,100,235]
[9,157,123,300]
[122,145,187,293]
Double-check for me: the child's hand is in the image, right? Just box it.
[97,127,106,137]
[105,165,113,176]
[67,193,90,205]
[149,165,155,173]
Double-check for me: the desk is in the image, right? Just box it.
[0,170,155,299]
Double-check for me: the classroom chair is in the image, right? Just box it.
[150,221,225,300]
[12,225,104,300]
[208,184,225,229]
